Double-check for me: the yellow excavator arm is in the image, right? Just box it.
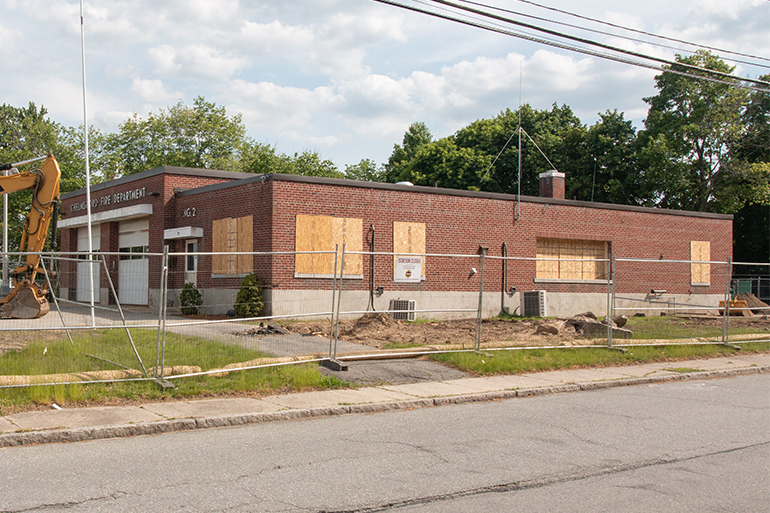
[0,154,61,319]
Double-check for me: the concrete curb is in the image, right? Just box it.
[1,366,767,448]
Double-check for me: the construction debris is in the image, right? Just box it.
[237,323,290,336]
[735,293,770,315]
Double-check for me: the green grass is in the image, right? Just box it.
[0,329,349,413]
[382,341,424,349]
[430,341,770,376]
[625,316,766,340]
[0,363,349,414]
[0,328,267,376]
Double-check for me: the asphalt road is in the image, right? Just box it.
[1,374,767,512]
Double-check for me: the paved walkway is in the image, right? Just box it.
[1,354,768,447]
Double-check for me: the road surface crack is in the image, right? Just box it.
[317,441,769,513]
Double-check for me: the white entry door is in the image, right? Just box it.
[76,226,100,303]
[118,218,149,305]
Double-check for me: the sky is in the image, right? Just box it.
[1,0,768,170]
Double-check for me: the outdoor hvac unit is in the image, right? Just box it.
[521,290,547,317]
[389,299,416,321]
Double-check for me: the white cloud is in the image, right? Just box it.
[130,79,181,103]
[225,79,343,130]
[149,44,248,80]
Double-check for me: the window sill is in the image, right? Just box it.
[534,278,612,285]
[212,273,250,279]
[690,282,711,287]
[294,273,364,280]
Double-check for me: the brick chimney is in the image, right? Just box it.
[539,170,565,199]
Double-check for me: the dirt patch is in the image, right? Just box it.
[0,331,66,356]
[287,312,583,348]
[285,312,770,348]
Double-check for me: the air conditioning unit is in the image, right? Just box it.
[389,299,416,321]
[521,290,547,317]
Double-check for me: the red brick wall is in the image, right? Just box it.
[264,180,731,296]
[59,174,733,301]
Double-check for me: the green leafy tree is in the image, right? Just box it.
[388,106,589,195]
[567,110,649,205]
[386,122,433,182]
[0,102,80,249]
[641,51,749,212]
[278,150,343,178]
[344,159,386,182]
[105,96,247,175]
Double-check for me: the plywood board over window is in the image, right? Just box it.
[393,221,426,279]
[691,241,711,285]
[536,238,608,281]
[212,215,253,276]
[295,215,363,277]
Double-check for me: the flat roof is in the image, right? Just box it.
[61,167,733,221]
[176,172,733,221]
[61,165,251,200]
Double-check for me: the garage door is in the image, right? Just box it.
[76,226,100,303]
[118,218,149,305]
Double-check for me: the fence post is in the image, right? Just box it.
[606,252,613,347]
[155,246,169,379]
[722,257,732,344]
[475,247,486,351]
[333,245,346,360]
[328,246,338,359]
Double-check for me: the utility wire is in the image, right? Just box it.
[504,0,770,64]
[373,0,770,92]
[454,0,770,70]
[424,0,770,88]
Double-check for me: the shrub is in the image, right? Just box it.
[179,282,203,315]
[234,273,264,318]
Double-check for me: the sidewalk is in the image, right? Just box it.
[1,354,768,448]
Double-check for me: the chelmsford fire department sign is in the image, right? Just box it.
[394,256,423,283]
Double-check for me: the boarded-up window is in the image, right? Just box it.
[536,238,608,280]
[212,215,253,275]
[295,215,363,277]
[691,241,710,285]
[393,222,426,279]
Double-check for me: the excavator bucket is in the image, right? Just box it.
[0,286,50,319]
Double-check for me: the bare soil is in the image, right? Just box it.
[286,312,770,348]
[2,313,768,356]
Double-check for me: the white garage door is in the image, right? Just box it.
[118,218,149,305]
[76,226,100,303]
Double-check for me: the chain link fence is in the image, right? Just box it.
[0,248,767,389]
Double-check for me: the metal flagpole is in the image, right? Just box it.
[80,0,95,326]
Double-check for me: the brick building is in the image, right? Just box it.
[59,166,732,318]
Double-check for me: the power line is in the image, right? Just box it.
[372,0,770,92]
[425,0,770,88]
[507,0,770,64]
[454,0,770,70]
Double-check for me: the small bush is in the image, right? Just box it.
[234,273,264,318]
[179,282,203,315]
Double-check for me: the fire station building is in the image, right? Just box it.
[58,166,732,319]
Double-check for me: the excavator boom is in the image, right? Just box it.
[0,154,61,319]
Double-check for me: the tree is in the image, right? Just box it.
[568,110,649,206]
[0,102,75,249]
[385,122,433,182]
[387,106,590,195]
[388,137,491,190]
[736,74,770,164]
[641,51,749,212]
[105,96,247,175]
[344,159,386,182]
[279,150,343,178]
